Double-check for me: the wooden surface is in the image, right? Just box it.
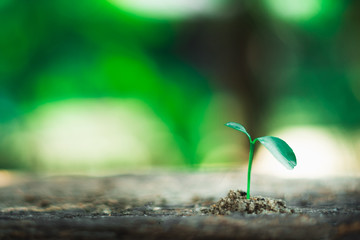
[0,170,359,239]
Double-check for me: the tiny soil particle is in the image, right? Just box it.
[207,190,295,215]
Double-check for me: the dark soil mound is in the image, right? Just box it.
[209,190,295,215]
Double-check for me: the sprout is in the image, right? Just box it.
[225,122,297,199]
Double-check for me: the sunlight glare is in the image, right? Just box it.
[22,98,182,171]
[253,126,357,178]
[264,0,322,21]
[109,0,226,19]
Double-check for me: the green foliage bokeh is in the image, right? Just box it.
[0,0,359,172]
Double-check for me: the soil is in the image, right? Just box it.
[208,190,294,215]
[0,170,359,239]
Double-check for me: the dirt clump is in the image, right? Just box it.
[208,190,295,215]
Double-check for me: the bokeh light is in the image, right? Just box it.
[264,0,321,21]
[254,126,358,178]
[0,0,359,177]
[22,99,184,172]
[263,0,341,24]
[109,0,229,19]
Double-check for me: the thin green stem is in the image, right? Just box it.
[246,140,256,199]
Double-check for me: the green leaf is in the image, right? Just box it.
[256,136,297,170]
[225,122,252,141]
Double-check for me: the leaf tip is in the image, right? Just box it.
[224,122,233,126]
[288,160,297,169]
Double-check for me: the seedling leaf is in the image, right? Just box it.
[256,136,297,170]
[225,122,251,141]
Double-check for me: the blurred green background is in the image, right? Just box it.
[0,0,359,176]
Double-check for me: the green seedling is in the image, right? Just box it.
[225,122,297,199]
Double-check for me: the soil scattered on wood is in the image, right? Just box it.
[208,190,295,215]
[0,172,359,239]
